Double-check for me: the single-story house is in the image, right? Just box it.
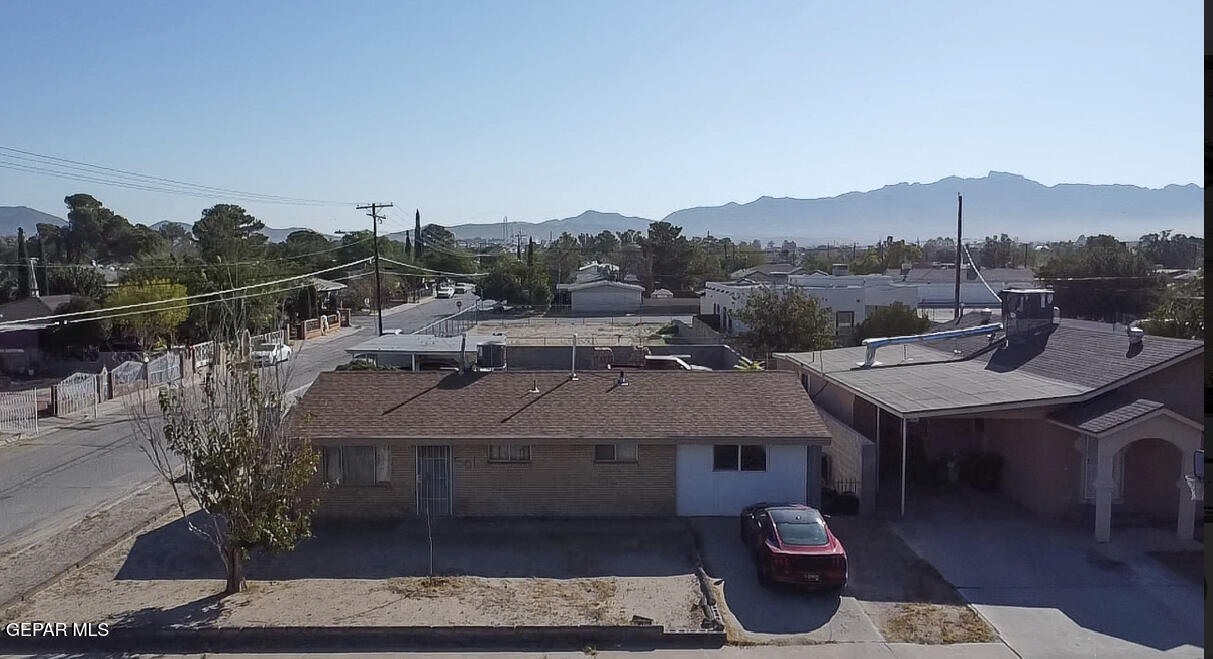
[291,370,831,518]
[346,333,504,370]
[557,279,644,313]
[773,289,1203,542]
[0,295,79,375]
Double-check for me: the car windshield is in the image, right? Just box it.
[775,521,829,546]
[255,343,278,351]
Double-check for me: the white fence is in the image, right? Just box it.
[0,389,39,435]
[192,340,216,368]
[112,359,145,385]
[147,352,182,387]
[53,371,99,417]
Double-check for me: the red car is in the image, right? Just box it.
[739,502,847,592]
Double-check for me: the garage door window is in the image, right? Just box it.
[713,444,766,471]
[594,443,638,463]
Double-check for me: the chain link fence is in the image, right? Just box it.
[413,302,482,337]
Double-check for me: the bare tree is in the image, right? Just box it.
[128,300,318,595]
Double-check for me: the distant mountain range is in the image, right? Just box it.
[4,172,1203,244]
[388,210,652,243]
[0,206,66,236]
[444,172,1200,243]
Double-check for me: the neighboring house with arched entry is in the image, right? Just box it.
[773,288,1203,543]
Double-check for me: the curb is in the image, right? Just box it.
[1,623,726,653]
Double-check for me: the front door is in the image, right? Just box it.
[416,445,452,515]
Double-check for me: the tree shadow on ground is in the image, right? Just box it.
[116,512,696,581]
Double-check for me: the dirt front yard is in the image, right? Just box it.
[1,512,706,632]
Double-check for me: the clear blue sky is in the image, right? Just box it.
[1,1,1202,234]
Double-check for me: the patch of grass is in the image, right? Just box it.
[881,602,996,644]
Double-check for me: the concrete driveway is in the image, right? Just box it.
[689,517,882,643]
[894,490,1204,658]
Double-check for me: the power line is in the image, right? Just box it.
[0,145,355,206]
[48,270,374,327]
[0,236,373,271]
[379,256,486,278]
[0,257,372,326]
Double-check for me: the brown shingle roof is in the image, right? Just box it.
[293,370,829,441]
[1049,396,1165,434]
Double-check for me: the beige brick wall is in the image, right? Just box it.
[306,441,676,518]
[306,442,416,518]
[452,443,676,516]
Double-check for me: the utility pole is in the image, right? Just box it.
[357,202,393,336]
[954,193,963,321]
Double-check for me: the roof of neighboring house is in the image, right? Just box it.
[728,264,805,279]
[778,312,1203,418]
[650,288,674,298]
[311,277,348,293]
[292,370,830,441]
[887,267,1036,284]
[0,295,78,324]
[346,333,503,355]
[1048,396,1164,434]
[559,280,645,293]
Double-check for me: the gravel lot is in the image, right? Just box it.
[1,512,706,631]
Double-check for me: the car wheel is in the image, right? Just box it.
[756,562,771,588]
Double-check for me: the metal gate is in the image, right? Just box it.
[147,352,182,387]
[416,445,452,515]
[0,389,39,435]
[53,371,98,417]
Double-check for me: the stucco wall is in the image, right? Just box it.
[983,418,1082,519]
[1122,438,1182,522]
[571,286,642,313]
[1117,355,1203,422]
[675,443,810,515]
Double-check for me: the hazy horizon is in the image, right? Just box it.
[1,1,1202,236]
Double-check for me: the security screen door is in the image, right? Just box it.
[416,445,452,515]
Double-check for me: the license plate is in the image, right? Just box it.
[804,573,820,582]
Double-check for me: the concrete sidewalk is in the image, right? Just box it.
[894,491,1204,658]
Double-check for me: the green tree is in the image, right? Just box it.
[644,221,692,290]
[106,279,189,347]
[855,302,931,342]
[131,360,319,595]
[47,265,107,301]
[545,232,582,284]
[414,210,423,259]
[1136,231,1204,269]
[1141,273,1203,339]
[1037,234,1164,320]
[15,227,30,298]
[45,297,111,355]
[735,288,836,358]
[193,204,267,263]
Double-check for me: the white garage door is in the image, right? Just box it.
[675,444,809,516]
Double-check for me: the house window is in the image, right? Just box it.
[594,443,638,463]
[1080,437,1124,503]
[835,310,855,332]
[323,445,391,485]
[488,444,531,463]
[713,444,767,471]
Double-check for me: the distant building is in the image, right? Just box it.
[557,279,644,313]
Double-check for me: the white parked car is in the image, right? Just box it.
[435,285,455,299]
[251,342,292,366]
[453,283,468,294]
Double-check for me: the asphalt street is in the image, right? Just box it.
[0,295,477,552]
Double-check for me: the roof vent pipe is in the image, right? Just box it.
[858,322,1003,368]
[570,333,578,380]
[617,370,629,386]
[1127,322,1144,345]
